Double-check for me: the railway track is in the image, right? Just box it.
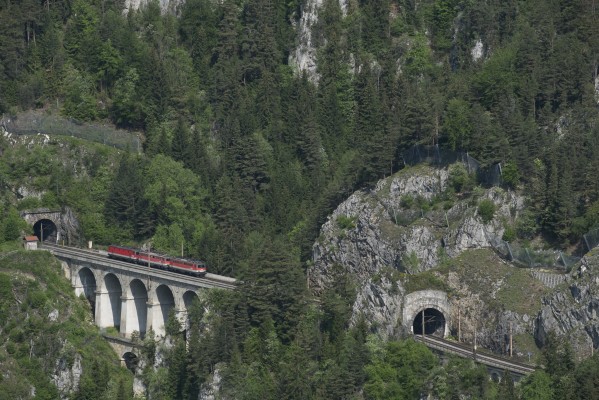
[42,243,237,290]
[414,335,537,375]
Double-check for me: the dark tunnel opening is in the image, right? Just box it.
[413,308,446,337]
[33,219,57,242]
[123,352,138,373]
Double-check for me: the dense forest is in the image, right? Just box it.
[2,0,599,398]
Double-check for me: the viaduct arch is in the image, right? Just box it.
[48,245,235,339]
[69,263,200,337]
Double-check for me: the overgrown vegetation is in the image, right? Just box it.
[478,198,497,224]
[1,0,598,397]
[0,248,132,399]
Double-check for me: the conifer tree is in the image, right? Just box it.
[171,117,190,166]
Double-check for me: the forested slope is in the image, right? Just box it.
[2,0,599,255]
[0,247,133,399]
[2,0,599,398]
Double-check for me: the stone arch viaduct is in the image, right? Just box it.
[44,244,236,338]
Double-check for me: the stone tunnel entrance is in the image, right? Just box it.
[33,219,57,242]
[122,352,139,373]
[413,308,446,336]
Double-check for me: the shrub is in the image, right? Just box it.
[477,199,496,223]
[400,194,415,209]
[17,197,42,210]
[449,163,474,193]
[27,290,47,309]
[417,196,431,213]
[336,215,356,230]
[502,224,516,242]
[502,161,520,189]
[402,251,420,273]
[516,211,538,239]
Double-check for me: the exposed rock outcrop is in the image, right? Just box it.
[535,250,599,358]
[310,165,529,341]
[51,353,82,398]
[289,0,349,82]
[124,0,183,14]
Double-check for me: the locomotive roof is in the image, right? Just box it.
[109,245,206,266]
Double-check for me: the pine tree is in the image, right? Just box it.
[104,153,151,238]
[171,117,190,165]
[354,62,388,184]
[241,237,306,342]
[498,370,517,400]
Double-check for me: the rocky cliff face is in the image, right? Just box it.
[289,0,348,82]
[310,164,528,339]
[124,0,183,14]
[535,250,599,358]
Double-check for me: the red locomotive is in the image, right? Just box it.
[107,245,207,277]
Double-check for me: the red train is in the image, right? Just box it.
[107,245,207,277]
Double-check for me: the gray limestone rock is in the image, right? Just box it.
[535,251,599,358]
[310,165,526,338]
[51,353,82,399]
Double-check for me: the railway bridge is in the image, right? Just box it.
[43,244,236,338]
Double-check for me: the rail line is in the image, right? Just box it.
[42,243,237,290]
[414,335,537,375]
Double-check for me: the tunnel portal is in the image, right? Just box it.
[33,219,57,242]
[412,307,446,336]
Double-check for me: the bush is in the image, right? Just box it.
[400,194,415,209]
[502,224,516,242]
[501,161,520,189]
[17,197,41,210]
[477,199,496,223]
[516,211,538,239]
[449,163,474,193]
[336,215,356,230]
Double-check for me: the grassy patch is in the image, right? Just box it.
[0,240,23,253]
[512,333,543,365]
[495,269,549,314]
[403,270,451,293]
[444,249,549,315]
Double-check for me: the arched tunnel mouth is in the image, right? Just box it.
[123,352,138,373]
[413,308,446,336]
[33,219,57,242]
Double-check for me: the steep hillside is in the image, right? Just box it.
[310,164,555,361]
[0,246,132,399]
[536,248,599,359]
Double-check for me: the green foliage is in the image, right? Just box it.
[61,64,98,121]
[0,251,132,400]
[364,339,436,400]
[400,194,415,209]
[336,215,356,230]
[448,163,475,193]
[2,0,599,396]
[444,99,471,150]
[401,251,420,273]
[403,33,435,77]
[518,370,554,400]
[502,161,520,189]
[403,271,449,293]
[478,199,496,223]
[502,224,517,242]
[3,207,28,242]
